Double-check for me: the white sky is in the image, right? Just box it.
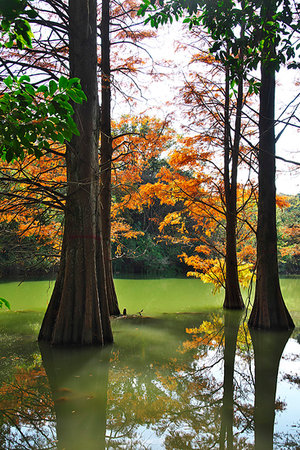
[132,23,300,196]
[275,68,300,195]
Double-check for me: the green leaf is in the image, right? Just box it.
[49,80,57,96]
[47,102,56,116]
[63,128,73,142]
[67,77,80,88]
[37,85,49,95]
[19,75,31,83]
[0,297,11,310]
[34,148,43,158]
[24,83,35,96]
[4,40,14,48]
[5,149,14,163]
[68,89,81,103]
[55,131,65,144]
[3,76,13,89]
[75,88,87,101]
[59,76,69,91]
[27,9,38,19]
[1,19,10,32]
[66,116,80,136]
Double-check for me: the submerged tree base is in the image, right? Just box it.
[248,284,295,331]
[223,290,244,310]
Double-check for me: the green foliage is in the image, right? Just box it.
[113,231,189,276]
[138,0,300,79]
[0,0,37,49]
[0,2,87,162]
[112,158,193,276]
[0,75,86,162]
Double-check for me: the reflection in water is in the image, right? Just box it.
[0,312,299,448]
[250,329,292,450]
[39,343,111,450]
[0,363,55,448]
[219,311,242,450]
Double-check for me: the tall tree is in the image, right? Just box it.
[222,18,246,310]
[1,0,159,317]
[248,0,295,329]
[100,0,120,316]
[223,71,244,310]
[38,0,113,345]
[138,0,298,326]
[177,38,253,306]
[138,0,250,309]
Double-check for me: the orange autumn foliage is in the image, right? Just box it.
[181,314,252,355]
[0,116,174,263]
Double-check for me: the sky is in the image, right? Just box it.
[130,23,300,196]
[275,68,300,195]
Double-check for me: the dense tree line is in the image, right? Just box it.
[1,154,299,279]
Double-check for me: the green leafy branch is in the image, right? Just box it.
[0,75,87,162]
[138,0,300,77]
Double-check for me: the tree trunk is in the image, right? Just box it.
[248,0,294,330]
[100,0,120,316]
[38,0,113,345]
[223,67,244,310]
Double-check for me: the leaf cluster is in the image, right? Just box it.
[0,0,37,49]
[138,0,300,78]
[0,75,86,162]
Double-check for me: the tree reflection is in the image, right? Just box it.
[39,343,111,450]
[104,314,254,448]
[0,314,298,448]
[250,329,292,450]
[0,363,55,448]
[219,311,242,449]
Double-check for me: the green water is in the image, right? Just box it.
[0,278,299,449]
[1,277,299,318]
[0,277,224,314]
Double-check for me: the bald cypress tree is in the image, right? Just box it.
[39,0,113,345]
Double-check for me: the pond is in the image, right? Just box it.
[0,278,299,449]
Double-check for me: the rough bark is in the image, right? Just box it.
[38,0,113,345]
[223,67,244,310]
[100,0,120,316]
[248,0,294,330]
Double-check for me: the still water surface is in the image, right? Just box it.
[0,278,299,449]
